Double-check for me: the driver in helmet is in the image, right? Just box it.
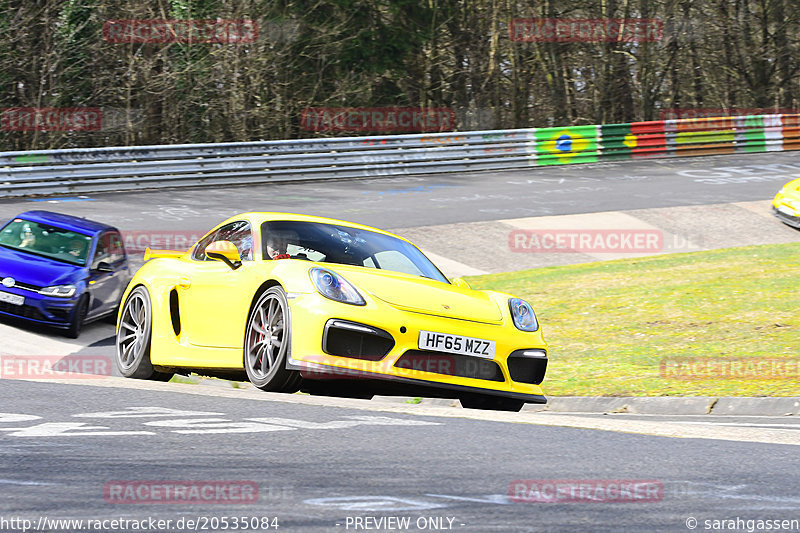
[266,235,290,260]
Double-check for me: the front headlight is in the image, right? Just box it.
[509,298,539,331]
[309,268,365,306]
[39,284,77,298]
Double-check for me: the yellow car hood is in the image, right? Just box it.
[329,265,504,324]
[779,178,800,201]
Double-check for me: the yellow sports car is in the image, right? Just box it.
[773,178,800,229]
[115,213,548,411]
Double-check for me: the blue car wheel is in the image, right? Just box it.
[65,295,88,339]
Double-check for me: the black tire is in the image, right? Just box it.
[65,295,88,339]
[244,286,302,392]
[460,394,525,412]
[102,306,119,325]
[115,286,173,381]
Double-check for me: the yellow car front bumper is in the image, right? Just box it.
[773,179,800,229]
[286,292,548,403]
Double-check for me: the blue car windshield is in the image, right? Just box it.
[261,220,449,283]
[0,218,93,266]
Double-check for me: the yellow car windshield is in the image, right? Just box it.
[261,220,448,282]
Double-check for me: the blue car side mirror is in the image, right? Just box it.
[95,262,114,273]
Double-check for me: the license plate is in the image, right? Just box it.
[0,291,24,306]
[418,330,496,359]
[778,205,796,216]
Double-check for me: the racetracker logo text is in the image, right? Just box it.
[509,229,663,253]
[660,358,800,380]
[0,356,111,379]
[660,108,800,122]
[509,479,664,503]
[103,20,257,43]
[299,354,485,380]
[300,107,456,133]
[120,230,205,254]
[104,481,258,504]
[510,18,663,42]
[1,108,102,132]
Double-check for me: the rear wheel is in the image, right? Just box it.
[244,287,302,392]
[115,286,173,381]
[460,394,525,412]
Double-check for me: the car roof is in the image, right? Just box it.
[223,212,412,243]
[11,210,116,235]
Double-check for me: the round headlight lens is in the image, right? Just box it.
[509,298,539,331]
[310,268,365,306]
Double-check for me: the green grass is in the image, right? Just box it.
[168,374,199,385]
[467,243,800,397]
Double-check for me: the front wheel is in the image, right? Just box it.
[244,286,301,392]
[65,295,88,339]
[115,286,173,381]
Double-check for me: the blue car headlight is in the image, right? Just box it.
[509,298,539,331]
[309,268,365,306]
[39,284,77,298]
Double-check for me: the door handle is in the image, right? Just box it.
[178,276,191,289]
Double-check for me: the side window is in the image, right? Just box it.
[92,234,109,267]
[94,232,126,267]
[192,230,219,261]
[106,233,126,263]
[192,221,253,262]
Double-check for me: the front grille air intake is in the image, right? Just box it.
[322,320,395,361]
[395,350,505,382]
[507,350,548,384]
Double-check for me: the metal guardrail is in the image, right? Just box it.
[2,113,799,197]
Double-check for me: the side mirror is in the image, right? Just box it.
[450,277,471,289]
[205,240,242,270]
[95,261,114,273]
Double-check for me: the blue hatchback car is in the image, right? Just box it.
[0,210,130,338]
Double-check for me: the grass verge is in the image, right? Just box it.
[467,242,800,397]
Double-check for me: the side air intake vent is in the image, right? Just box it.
[169,289,181,336]
[322,320,394,361]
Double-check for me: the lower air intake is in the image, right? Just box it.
[395,350,505,382]
[322,320,394,361]
[507,350,548,385]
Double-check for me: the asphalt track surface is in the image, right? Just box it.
[4,151,800,230]
[1,152,800,532]
[2,379,800,533]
